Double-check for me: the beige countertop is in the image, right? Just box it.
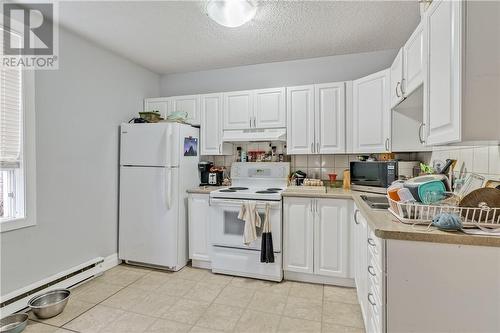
[283,187,500,248]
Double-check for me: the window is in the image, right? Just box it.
[1,26,36,232]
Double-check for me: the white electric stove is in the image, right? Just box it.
[209,162,290,282]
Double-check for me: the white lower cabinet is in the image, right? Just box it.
[314,198,349,278]
[354,204,385,333]
[284,197,350,281]
[283,197,314,274]
[353,206,368,319]
[188,193,211,266]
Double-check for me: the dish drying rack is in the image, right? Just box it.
[388,197,500,228]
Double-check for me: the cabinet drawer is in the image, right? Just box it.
[368,260,383,298]
[367,230,384,269]
[367,287,383,333]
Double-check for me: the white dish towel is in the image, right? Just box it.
[238,201,262,245]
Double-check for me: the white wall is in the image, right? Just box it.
[160,49,398,96]
[0,28,160,295]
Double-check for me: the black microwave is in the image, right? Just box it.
[349,161,398,194]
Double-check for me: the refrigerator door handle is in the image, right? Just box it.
[165,167,172,209]
[166,125,174,165]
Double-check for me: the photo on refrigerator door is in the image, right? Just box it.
[183,137,198,156]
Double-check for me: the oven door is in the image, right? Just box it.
[209,198,282,252]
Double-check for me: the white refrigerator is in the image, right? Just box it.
[119,122,199,270]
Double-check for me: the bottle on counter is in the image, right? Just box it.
[236,146,242,162]
[241,150,247,162]
[271,146,277,162]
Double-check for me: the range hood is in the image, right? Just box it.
[222,128,286,142]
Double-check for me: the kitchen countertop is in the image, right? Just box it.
[283,187,500,248]
[187,186,224,194]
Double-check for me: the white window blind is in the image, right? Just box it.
[0,29,23,169]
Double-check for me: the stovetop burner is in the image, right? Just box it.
[220,189,236,192]
[267,188,283,191]
[228,187,249,191]
[255,190,279,194]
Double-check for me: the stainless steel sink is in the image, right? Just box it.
[360,195,390,210]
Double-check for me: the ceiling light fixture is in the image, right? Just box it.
[206,0,257,28]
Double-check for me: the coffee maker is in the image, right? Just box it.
[198,161,214,186]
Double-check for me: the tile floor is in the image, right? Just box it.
[26,264,365,333]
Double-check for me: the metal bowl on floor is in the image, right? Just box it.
[28,289,71,319]
[0,313,28,333]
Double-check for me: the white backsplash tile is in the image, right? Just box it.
[334,168,346,180]
[458,148,473,175]
[307,155,321,168]
[214,155,225,166]
[334,155,349,168]
[488,146,500,175]
[307,168,321,179]
[320,168,335,180]
[295,155,307,168]
[321,155,335,168]
[202,143,498,183]
[472,146,489,175]
[423,144,499,180]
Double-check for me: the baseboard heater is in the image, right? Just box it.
[0,257,105,318]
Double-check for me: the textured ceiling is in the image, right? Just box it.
[57,1,420,74]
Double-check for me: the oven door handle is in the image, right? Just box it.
[209,198,281,208]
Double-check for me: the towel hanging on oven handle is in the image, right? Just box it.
[260,203,275,263]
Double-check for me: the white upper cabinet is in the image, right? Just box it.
[403,22,424,97]
[423,0,500,145]
[254,88,286,128]
[283,197,314,274]
[424,0,461,145]
[144,97,170,118]
[314,199,349,278]
[287,83,346,155]
[390,48,404,109]
[315,82,346,154]
[171,95,200,125]
[352,69,391,153]
[223,88,285,130]
[223,90,254,130]
[200,93,232,156]
[390,23,425,111]
[286,85,315,154]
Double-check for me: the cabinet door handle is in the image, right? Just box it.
[367,293,377,306]
[367,238,376,247]
[316,142,320,154]
[401,78,406,95]
[219,143,221,154]
[395,82,401,98]
[311,142,315,154]
[368,265,376,276]
[385,138,390,152]
[353,209,360,225]
[418,123,425,144]
[249,118,252,128]
[310,200,314,213]
[315,200,319,215]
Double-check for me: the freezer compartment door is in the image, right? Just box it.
[120,123,180,167]
[119,166,180,268]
